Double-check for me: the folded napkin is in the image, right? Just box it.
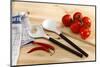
[12,13,33,66]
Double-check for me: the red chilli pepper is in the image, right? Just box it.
[27,46,51,54]
[25,41,55,55]
[33,41,55,51]
[23,41,55,51]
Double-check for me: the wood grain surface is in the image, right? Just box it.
[12,2,96,65]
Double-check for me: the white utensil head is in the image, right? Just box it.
[29,25,49,39]
[42,19,61,34]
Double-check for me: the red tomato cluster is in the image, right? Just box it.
[62,12,91,39]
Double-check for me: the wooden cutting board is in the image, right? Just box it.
[12,1,96,65]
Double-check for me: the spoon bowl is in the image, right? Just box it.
[42,19,61,34]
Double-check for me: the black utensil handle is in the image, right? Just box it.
[59,33,88,57]
[49,37,83,58]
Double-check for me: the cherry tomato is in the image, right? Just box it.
[70,20,81,33]
[73,12,82,21]
[62,14,72,26]
[80,27,91,39]
[82,16,91,28]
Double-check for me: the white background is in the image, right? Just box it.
[0,0,99,67]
